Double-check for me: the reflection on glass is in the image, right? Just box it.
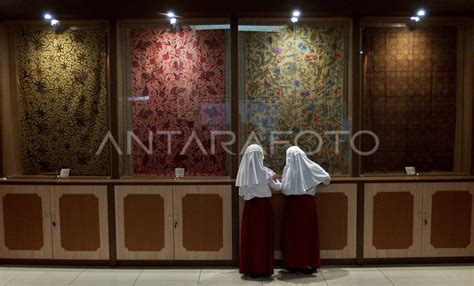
[239,24,349,175]
[15,28,109,175]
[125,24,231,176]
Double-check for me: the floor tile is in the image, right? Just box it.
[269,270,326,284]
[199,269,243,281]
[71,280,135,286]
[7,280,72,286]
[0,268,24,285]
[378,266,446,279]
[321,267,386,281]
[138,269,201,281]
[437,266,474,279]
[389,277,461,286]
[136,281,198,286]
[199,281,261,285]
[452,277,474,286]
[325,279,393,286]
[74,269,141,282]
[13,268,83,281]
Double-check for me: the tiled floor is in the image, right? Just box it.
[0,265,472,285]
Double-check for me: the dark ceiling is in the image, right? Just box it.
[0,0,473,20]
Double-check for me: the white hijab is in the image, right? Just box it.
[236,144,272,187]
[282,146,330,194]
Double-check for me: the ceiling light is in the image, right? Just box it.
[417,9,426,17]
[43,13,52,20]
[292,10,301,17]
[166,11,175,18]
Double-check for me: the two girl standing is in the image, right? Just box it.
[237,144,330,278]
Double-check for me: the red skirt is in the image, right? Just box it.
[239,198,274,275]
[282,195,321,270]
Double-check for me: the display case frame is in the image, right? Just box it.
[1,20,113,179]
[358,17,473,177]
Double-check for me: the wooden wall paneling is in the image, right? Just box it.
[115,185,174,260]
[0,24,5,178]
[351,16,361,177]
[109,19,120,179]
[454,23,465,172]
[107,184,117,265]
[0,185,52,259]
[317,183,357,259]
[173,185,232,260]
[461,20,472,173]
[356,182,365,264]
[2,24,22,176]
[51,185,109,260]
[230,15,240,264]
[421,182,474,257]
[364,183,423,258]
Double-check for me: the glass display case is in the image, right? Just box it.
[4,23,110,176]
[238,20,351,175]
[361,24,464,174]
[120,20,231,177]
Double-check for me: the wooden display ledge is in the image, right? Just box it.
[1,175,474,185]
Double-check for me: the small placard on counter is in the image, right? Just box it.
[405,166,416,176]
[175,168,185,178]
[59,168,70,178]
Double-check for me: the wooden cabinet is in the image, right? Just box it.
[115,184,232,261]
[0,185,53,259]
[115,185,174,260]
[262,183,357,260]
[364,182,474,258]
[317,184,357,259]
[173,185,232,260]
[421,183,474,257]
[0,185,108,260]
[364,183,423,258]
[51,186,109,260]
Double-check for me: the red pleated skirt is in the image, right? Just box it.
[282,195,321,270]
[239,197,274,275]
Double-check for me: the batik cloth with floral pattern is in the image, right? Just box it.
[242,26,347,174]
[130,28,228,176]
[16,28,109,175]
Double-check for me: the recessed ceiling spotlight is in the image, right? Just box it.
[410,16,420,22]
[50,19,60,26]
[417,9,426,17]
[292,10,301,17]
[170,17,177,25]
[43,13,52,20]
[291,17,298,23]
[167,11,176,18]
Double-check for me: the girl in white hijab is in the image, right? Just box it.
[236,144,281,278]
[281,146,330,274]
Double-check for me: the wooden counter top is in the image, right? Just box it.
[1,175,474,185]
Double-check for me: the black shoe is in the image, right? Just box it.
[302,268,316,275]
[249,273,259,279]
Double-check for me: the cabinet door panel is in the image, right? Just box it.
[422,183,474,257]
[0,185,52,259]
[270,183,357,260]
[51,185,109,260]
[115,186,174,260]
[364,183,423,258]
[174,185,232,260]
[317,184,357,259]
